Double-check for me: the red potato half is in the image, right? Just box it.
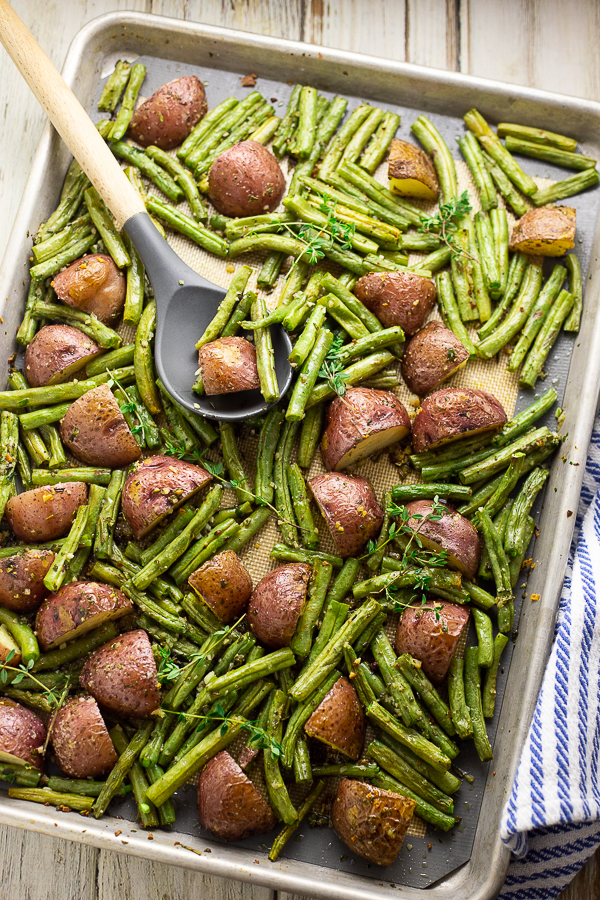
[6,483,88,543]
[79,629,160,719]
[321,387,411,471]
[128,76,208,150]
[0,626,21,665]
[50,695,117,779]
[52,255,126,323]
[24,325,101,388]
[400,321,470,397]
[188,550,252,624]
[122,455,213,539]
[60,383,142,468]
[197,750,277,841]
[247,563,312,649]
[309,472,384,558]
[353,271,437,335]
[208,141,286,217]
[35,581,133,651]
[0,700,46,770]
[411,386,507,453]
[305,676,365,760]
[395,600,470,684]
[0,549,55,612]
[332,779,416,867]
[198,337,260,396]
[404,499,481,579]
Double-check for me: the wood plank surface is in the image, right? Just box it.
[0,1,599,898]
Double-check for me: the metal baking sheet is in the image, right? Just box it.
[1,12,600,900]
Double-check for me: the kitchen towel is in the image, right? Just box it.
[499,416,600,898]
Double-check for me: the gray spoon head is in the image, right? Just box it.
[124,212,293,422]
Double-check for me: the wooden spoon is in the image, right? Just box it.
[0,0,292,421]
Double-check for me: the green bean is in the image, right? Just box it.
[378,732,461,794]
[482,632,509,719]
[447,657,473,739]
[290,560,333,658]
[171,518,240,586]
[111,725,158,829]
[187,94,262,169]
[397,654,456,736]
[146,145,206,222]
[85,344,135,377]
[145,195,228,257]
[35,424,63,469]
[157,381,216,447]
[368,740,453,814]
[281,670,340,769]
[478,251,528,341]
[360,111,401,174]
[0,606,39,665]
[118,234,145,327]
[16,279,44,346]
[563,253,583,332]
[284,194,378,255]
[83,187,130,268]
[27,232,96,280]
[30,467,110,487]
[497,122,578,152]
[268,780,325,862]
[32,216,93,264]
[270,545,343,570]
[220,287,255,338]
[109,140,183,202]
[478,453,526,521]
[458,132,497,211]
[472,608,494,668]
[505,135,596,170]
[37,170,88,242]
[219,422,253,504]
[367,700,451,773]
[8,788,94,811]
[287,328,334,422]
[109,62,146,140]
[46,777,130,798]
[410,116,457,203]
[473,211,501,299]
[289,304,327,369]
[205,649,295,697]
[341,106,385,165]
[33,622,117,672]
[478,507,512,605]
[222,507,270,554]
[520,290,575,388]
[139,507,195,566]
[272,85,302,156]
[28,304,121,353]
[264,690,297,824]
[98,60,131,112]
[319,104,374,181]
[93,721,153,818]
[297,403,324,469]
[134,301,161,415]
[459,426,556,485]
[391,483,472,504]
[532,168,599,205]
[319,272,383,336]
[464,646,493,762]
[508,265,567,371]
[224,211,294,241]
[290,86,318,158]
[306,350,395,408]
[287,463,320,551]
[371,631,419,727]
[41,503,88,592]
[509,516,536,590]
[464,108,537,197]
[92,468,125,559]
[272,420,299,547]
[373,771,456,832]
[257,251,286,290]
[351,609,386,656]
[253,408,284,505]
[435,270,477,356]
[178,97,239,160]
[249,294,279,403]
[505,467,549,558]
[0,412,19,520]
[0,764,41,788]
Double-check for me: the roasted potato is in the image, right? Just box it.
[331,779,416,866]
[50,695,117,779]
[309,473,383,558]
[128,76,208,150]
[197,750,277,841]
[6,483,88,543]
[208,140,286,217]
[35,581,133,651]
[0,700,46,770]
[0,626,21,665]
[188,550,252,624]
[388,139,440,200]
[247,563,311,649]
[395,600,470,684]
[24,325,101,387]
[401,321,470,397]
[60,383,142,468]
[509,206,576,256]
[52,254,126,322]
[305,676,365,760]
[79,629,160,719]
[404,499,481,579]
[122,455,213,539]
[0,549,55,612]
[354,271,436,335]
[321,387,410,471]
[198,336,260,396]
[411,386,507,452]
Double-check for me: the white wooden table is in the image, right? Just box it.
[1,1,599,897]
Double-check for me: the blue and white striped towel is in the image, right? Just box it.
[498,415,600,899]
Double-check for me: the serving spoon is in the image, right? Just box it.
[0,0,293,422]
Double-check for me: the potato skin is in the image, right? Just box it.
[60,383,142,468]
[247,563,311,649]
[51,696,117,779]
[35,581,133,651]
[199,337,260,395]
[321,387,410,471]
[80,629,160,719]
[188,550,252,624]
[122,455,213,539]
[6,482,88,543]
[0,549,55,612]
[208,141,286,217]
[309,473,384,558]
[411,386,507,453]
[0,700,46,770]
[197,750,277,841]
[24,325,101,387]
[388,139,439,200]
[52,255,126,323]
[354,271,436,335]
[509,206,576,256]
[332,779,416,866]
[395,600,470,684]
[128,76,208,151]
[401,321,470,397]
[404,499,481,579]
[305,676,365,760]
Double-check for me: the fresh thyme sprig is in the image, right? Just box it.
[318,331,347,398]
[160,702,283,758]
[156,615,245,686]
[419,190,473,260]
[0,651,65,708]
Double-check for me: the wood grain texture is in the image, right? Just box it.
[0,1,599,898]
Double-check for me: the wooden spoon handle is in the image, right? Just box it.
[0,0,145,228]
